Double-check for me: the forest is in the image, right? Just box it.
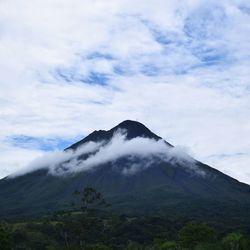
[1,187,250,250]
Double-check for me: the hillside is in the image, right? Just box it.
[0,120,250,225]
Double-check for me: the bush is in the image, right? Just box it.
[159,240,178,250]
[178,223,215,249]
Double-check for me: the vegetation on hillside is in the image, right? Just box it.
[1,187,250,250]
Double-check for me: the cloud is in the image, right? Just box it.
[6,135,81,151]
[10,131,195,178]
[10,140,104,178]
[0,1,250,184]
[0,143,44,179]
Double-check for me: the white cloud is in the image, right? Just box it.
[10,131,195,177]
[0,0,250,183]
[10,140,104,177]
[0,143,44,178]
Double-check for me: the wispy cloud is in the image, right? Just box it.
[6,135,81,151]
[10,131,195,178]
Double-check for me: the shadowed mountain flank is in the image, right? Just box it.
[0,120,250,223]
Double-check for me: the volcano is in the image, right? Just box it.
[0,120,250,224]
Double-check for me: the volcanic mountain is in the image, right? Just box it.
[0,120,250,224]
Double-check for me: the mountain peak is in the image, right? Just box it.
[114,120,149,130]
[116,119,145,127]
[111,120,161,140]
[66,120,165,151]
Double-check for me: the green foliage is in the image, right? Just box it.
[178,223,215,249]
[1,216,250,250]
[0,223,12,250]
[222,232,250,250]
[1,189,250,250]
[194,242,223,250]
[159,240,178,250]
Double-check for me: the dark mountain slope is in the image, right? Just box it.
[0,120,250,224]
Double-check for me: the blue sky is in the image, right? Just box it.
[0,0,250,183]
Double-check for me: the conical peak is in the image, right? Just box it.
[115,120,148,130]
[66,120,164,151]
[110,120,161,140]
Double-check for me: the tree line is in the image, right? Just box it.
[1,187,250,250]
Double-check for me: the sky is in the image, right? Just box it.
[0,0,250,183]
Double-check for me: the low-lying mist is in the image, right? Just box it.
[10,131,198,178]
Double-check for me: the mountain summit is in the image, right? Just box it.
[66,120,169,151]
[0,120,250,224]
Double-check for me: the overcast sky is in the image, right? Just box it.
[0,0,250,183]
